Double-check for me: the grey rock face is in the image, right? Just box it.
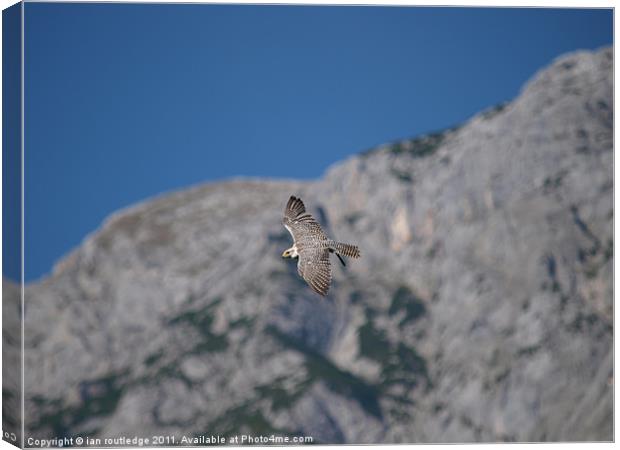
[3,279,22,445]
[18,47,612,443]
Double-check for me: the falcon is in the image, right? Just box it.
[281,195,361,296]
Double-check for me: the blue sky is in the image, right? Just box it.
[7,4,613,282]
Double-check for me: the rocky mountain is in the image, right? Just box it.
[6,46,613,443]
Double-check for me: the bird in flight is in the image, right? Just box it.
[282,196,361,296]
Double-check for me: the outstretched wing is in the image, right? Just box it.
[283,195,306,221]
[297,247,332,296]
[282,196,328,244]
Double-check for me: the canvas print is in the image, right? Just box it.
[2,2,613,447]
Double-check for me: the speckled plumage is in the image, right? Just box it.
[282,196,360,296]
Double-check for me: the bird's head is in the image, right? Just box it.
[282,247,298,259]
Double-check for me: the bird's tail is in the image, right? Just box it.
[333,242,361,259]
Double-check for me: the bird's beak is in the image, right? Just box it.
[282,251,288,258]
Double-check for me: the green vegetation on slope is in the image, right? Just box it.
[266,325,383,419]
